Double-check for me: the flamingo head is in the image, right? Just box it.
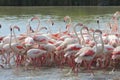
[96,18,99,24]
[89,28,94,32]
[31,16,40,22]
[113,11,120,18]
[48,19,54,25]
[66,24,71,29]
[95,29,102,34]
[40,27,47,30]
[10,27,12,31]
[0,24,1,28]
[29,26,34,32]
[82,26,88,31]
[75,22,83,27]
[13,25,20,31]
[64,16,70,22]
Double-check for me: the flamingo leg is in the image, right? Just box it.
[87,60,95,76]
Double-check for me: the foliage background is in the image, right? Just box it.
[0,0,119,6]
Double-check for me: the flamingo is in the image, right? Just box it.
[9,25,27,67]
[2,26,17,68]
[92,30,114,69]
[25,48,47,69]
[38,43,56,66]
[46,18,54,34]
[50,16,73,40]
[63,23,85,74]
[0,25,4,68]
[108,11,120,33]
[74,27,97,76]
[64,16,72,33]
[110,45,120,74]
[30,16,41,33]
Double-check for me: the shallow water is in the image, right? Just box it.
[0,66,120,80]
[0,6,120,36]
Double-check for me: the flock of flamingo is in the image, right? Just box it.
[0,11,120,75]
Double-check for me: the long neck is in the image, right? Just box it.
[13,28,18,43]
[93,31,104,53]
[26,23,31,36]
[99,33,104,53]
[80,27,86,47]
[35,19,40,33]
[68,17,71,25]
[66,17,72,33]
[9,28,12,46]
[73,26,81,45]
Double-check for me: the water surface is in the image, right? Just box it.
[0,6,120,35]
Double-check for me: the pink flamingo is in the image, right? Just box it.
[50,16,73,40]
[2,25,20,68]
[63,23,85,74]
[0,25,4,68]
[39,43,56,66]
[30,16,40,33]
[110,46,120,74]
[9,26,27,67]
[64,16,72,32]
[74,27,97,76]
[25,48,47,69]
[92,30,114,69]
[46,18,54,34]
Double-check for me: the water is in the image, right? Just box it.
[0,6,120,80]
[0,6,120,36]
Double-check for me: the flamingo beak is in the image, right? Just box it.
[14,26,20,31]
[52,22,54,25]
[10,28,12,31]
[0,24,1,28]
[97,20,99,24]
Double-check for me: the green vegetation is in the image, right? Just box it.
[0,0,119,6]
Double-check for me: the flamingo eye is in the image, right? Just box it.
[97,20,99,23]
